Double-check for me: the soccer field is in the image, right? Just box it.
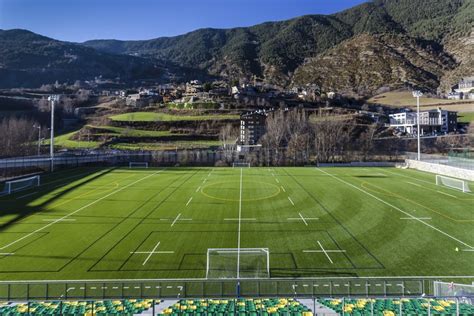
[0,167,472,283]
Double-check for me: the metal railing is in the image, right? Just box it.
[0,278,463,301]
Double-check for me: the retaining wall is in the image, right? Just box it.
[406,159,474,181]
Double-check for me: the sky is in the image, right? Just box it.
[0,0,368,42]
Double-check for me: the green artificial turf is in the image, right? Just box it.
[0,167,472,288]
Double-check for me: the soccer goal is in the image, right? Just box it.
[436,175,471,193]
[129,162,149,168]
[3,175,40,195]
[206,248,269,279]
[232,162,250,168]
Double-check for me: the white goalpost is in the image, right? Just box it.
[3,175,40,195]
[206,248,269,279]
[436,175,471,193]
[129,162,149,168]
[232,162,250,168]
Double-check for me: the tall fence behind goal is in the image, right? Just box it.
[2,175,40,195]
[206,248,269,279]
[436,175,471,192]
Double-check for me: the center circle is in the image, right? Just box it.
[200,181,281,202]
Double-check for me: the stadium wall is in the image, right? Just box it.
[406,159,474,181]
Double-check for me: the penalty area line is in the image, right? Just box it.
[316,168,474,250]
[186,197,193,206]
[0,169,164,251]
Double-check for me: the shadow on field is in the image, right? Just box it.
[0,167,114,233]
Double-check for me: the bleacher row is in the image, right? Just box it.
[0,297,473,315]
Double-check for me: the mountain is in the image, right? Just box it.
[2,0,472,94]
[292,33,457,96]
[0,29,164,88]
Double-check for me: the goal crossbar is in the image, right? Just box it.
[436,175,471,193]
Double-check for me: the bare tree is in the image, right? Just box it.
[0,117,38,157]
[219,124,238,163]
[311,115,355,163]
[358,124,378,161]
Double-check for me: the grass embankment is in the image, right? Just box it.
[109,112,239,122]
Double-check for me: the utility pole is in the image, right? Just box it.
[412,91,423,161]
[48,95,60,171]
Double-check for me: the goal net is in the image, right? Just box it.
[436,175,471,193]
[206,248,269,279]
[3,175,40,195]
[129,162,149,168]
[232,162,250,168]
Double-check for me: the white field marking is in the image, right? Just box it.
[299,212,308,226]
[186,197,193,206]
[224,218,256,221]
[196,186,201,192]
[237,167,243,279]
[406,181,422,187]
[383,168,474,196]
[0,169,164,251]
[461,249,474,252]
[171,213,181,227]
[400,217,432,220]
[318,241,333,264]
[129,241,175,266]
[42,218,76,222]
[275,178,280,184]
[281,186,286,192]
[272,173,275,177]
[437,190,456,198]
[288,217,319,221]
[0,253,14,256]
[288,197,295,206]
[302,241,346,265]
[16,192,38,199]
[303,250,346,253]
[317,168,474,250]
[144,241,161,266]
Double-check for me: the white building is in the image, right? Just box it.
[389,108,458,135]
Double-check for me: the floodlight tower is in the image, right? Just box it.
[48,95,60,171]
[412,90,423,161]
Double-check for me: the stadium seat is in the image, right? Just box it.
[0,299,159,315]
[159,298,313,315]
[318,298,474,315]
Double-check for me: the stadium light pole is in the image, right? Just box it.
[48,95,60,172]
[412,90,423,161]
